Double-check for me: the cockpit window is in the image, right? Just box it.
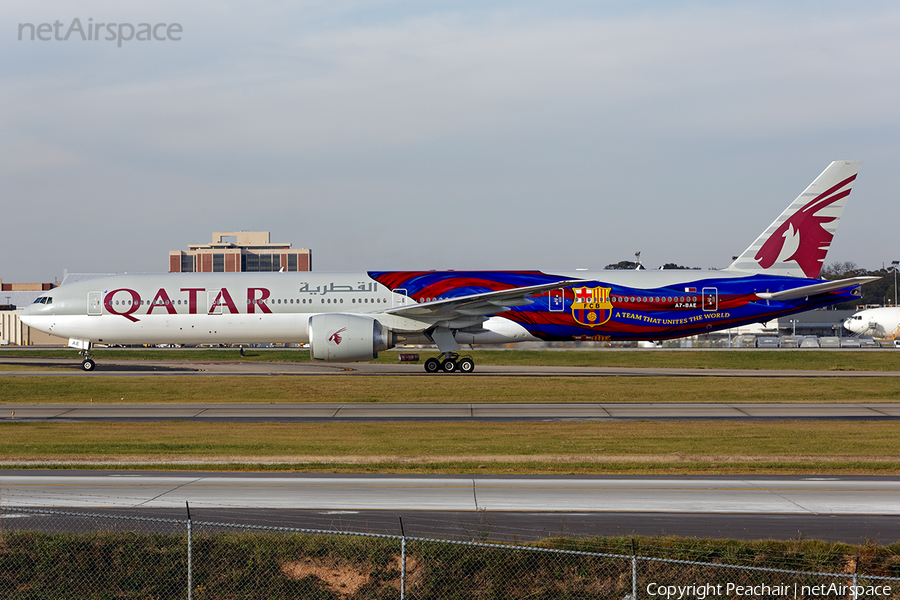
[33,297,53,304]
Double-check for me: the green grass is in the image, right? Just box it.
[4,348,900,370]
[1,421,899,474]
[2,530,897,599]
[3,374,900,404]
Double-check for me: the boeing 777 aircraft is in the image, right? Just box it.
[21,161,877,373]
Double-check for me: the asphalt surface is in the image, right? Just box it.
[4,356,900,377]
[4,506,898,544]
[3,472,899,543]
[4,473,899,513]
[4,402,900,422]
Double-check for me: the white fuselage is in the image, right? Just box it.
[19,271,538,346]
[843,307,900,339]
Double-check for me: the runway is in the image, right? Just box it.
[3,472,899,542]
[4,402,900,422]
[3,472,898,512]
[4,356,900,377]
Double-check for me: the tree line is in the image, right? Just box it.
[820,261,898,309]
[603,261,700,270]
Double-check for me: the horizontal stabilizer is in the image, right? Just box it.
[755,276,879,301]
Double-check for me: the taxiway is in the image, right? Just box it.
[4,402,900,422]
[3,472,899,542]
[4,356,900,378]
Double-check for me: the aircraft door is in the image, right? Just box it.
[549,289,565,312]
[88,291,101,316]
[393,288,408,307]
[702,287,718,311]
[207,290,222,315]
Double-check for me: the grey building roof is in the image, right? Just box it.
[0,291,43,310]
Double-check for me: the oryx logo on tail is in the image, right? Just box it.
[754,173,857,278]
[572,286,613,327]
[727,161,861,279]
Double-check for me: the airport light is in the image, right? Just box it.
[886,260,900,306]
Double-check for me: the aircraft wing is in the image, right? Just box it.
[755,276,879,301]
[384,279,584,324]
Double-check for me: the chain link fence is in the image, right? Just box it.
[3,505,900,599]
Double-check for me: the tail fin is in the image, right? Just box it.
[727,161,861,279]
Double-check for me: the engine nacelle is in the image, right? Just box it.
[308,313,395,362]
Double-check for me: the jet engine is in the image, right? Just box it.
[308,313,395,362]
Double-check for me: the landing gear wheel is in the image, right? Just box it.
[457,357,475,373]
[424,358,441,373]
[81,358,96,372]
[441,359,458,373]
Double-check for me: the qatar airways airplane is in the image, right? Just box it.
[21,161,877,373]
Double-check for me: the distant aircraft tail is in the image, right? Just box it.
[727,161,861,279]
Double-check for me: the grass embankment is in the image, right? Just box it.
[1,530,897,600]
[3,374,900,404]
[1,421,898,474]
[3,348,900,370]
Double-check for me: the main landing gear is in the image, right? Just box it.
[423,352,475,374]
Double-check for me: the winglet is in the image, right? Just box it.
[727,161,861,279]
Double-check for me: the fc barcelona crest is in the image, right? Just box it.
[571,286,613,327]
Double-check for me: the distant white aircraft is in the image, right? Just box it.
[844,306,900,339]
[21,161,877,373]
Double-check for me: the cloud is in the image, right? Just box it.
[0,138,83,174]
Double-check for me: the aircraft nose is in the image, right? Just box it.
[19,304,37,327]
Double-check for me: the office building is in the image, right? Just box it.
[168,231,311,273]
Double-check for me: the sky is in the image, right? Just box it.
[3,0,899,283]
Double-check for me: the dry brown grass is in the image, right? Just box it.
[3,375,900,404]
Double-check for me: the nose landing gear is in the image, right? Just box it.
[77,342,96,371]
